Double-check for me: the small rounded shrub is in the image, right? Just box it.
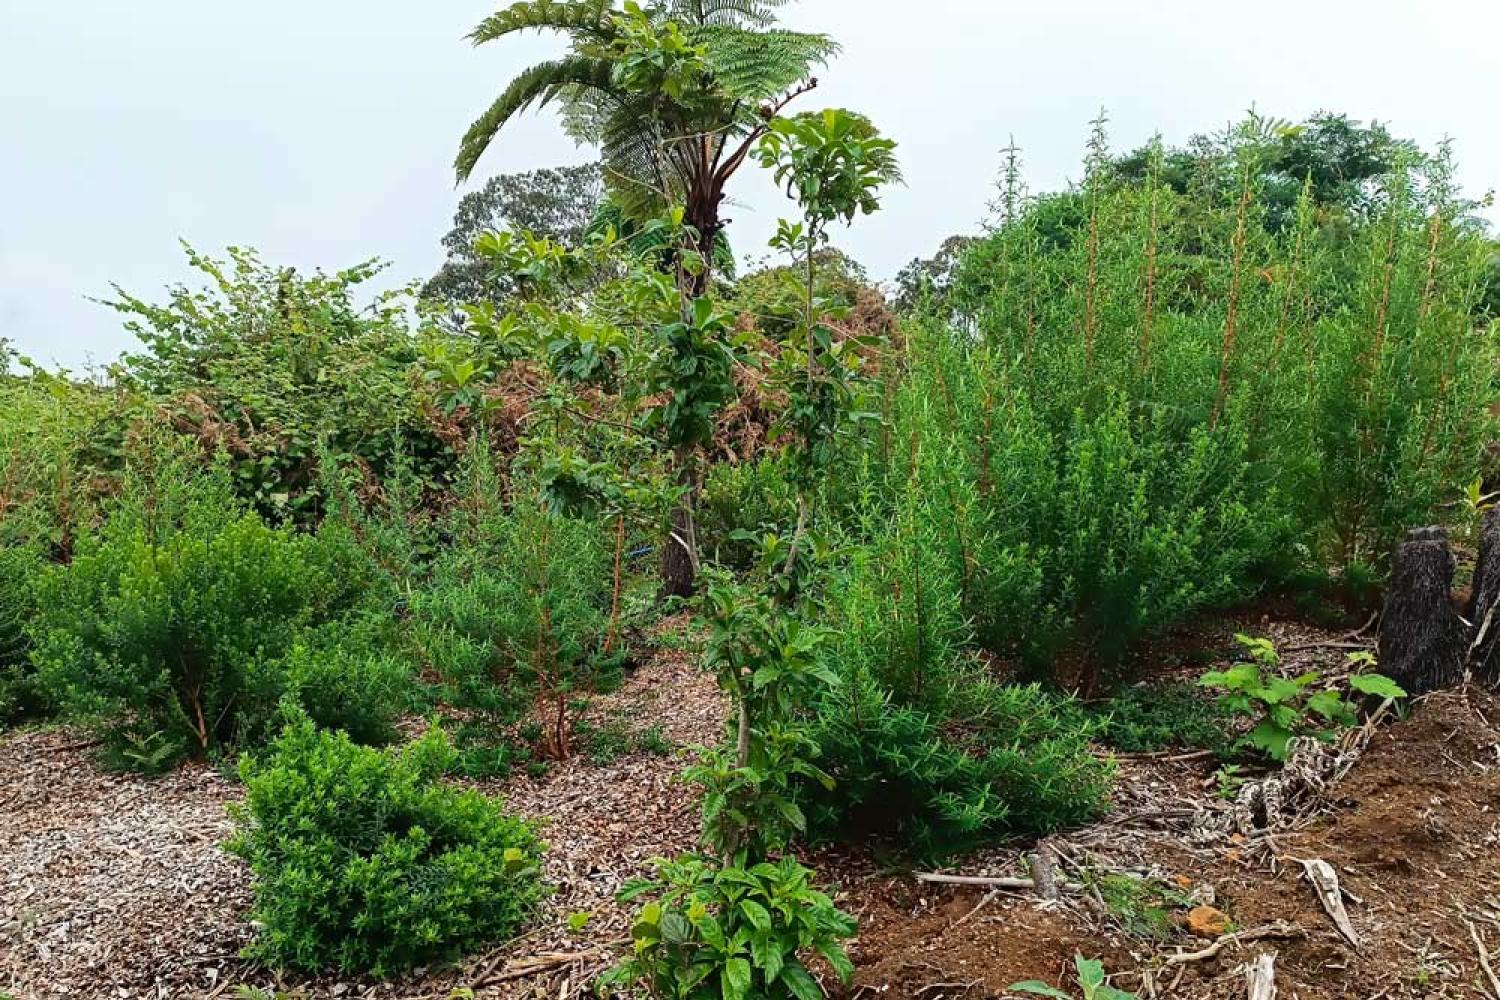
[228,716,546,977]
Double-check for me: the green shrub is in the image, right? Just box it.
[228,715,545,977]
[1089,683,1231,754]
[699,457,798,571]
[805,664,1109,857]
[798,533,1111,857]
[413,490,611,758]
[243,617,417,747]
[601,854,856,1000]
[31,472,376,766]
[0,540,44,725]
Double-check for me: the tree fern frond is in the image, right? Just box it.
[693,26,838,99]
[598,106,676,217]
[468,0,619,45]
[669,0,789,28]
[455,56,617,181]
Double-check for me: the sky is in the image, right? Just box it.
[2,0,1497,370]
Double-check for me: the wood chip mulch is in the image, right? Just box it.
[0,634,725,1000]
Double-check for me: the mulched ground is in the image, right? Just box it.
[5,609,1500,999]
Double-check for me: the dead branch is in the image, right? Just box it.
[1163,922,1304,966]
[1299,858,1360,949]
[1465,917,1500,1000]
[1245,951,1277,1000]
[914,871,1085,893]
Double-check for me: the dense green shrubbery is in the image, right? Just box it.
[0,540,44,724]
[107,246,455,521]
[30,462,400,768]
[413,461,613,758]
[228,715,545,976]
[863,120,1496,695]
[796,513,1111,856]
[938,124,1496,579]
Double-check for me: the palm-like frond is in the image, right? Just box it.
[668,0,789,27]
[468,0,619,44]
[692,25,838,100]
[456,56,618,181]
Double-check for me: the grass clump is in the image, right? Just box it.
[228,714,545,977]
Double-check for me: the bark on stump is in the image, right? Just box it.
[1468,506,1500,684]
[1379,526,1465,695]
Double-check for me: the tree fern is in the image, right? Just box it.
[468,0,618,44]
[692,26,839,100]
[456,57,618,181]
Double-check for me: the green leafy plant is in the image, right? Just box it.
[227,714,545,977]
[599,853,856,1000]
[31,467,379,768]
[1091,874,1190,940]
[1010,954,1139,1000]
[687,579,839,859]
[1199,635,1406,760]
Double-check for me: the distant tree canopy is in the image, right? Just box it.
[895,111,1497,313]
[1113,112,1419,233]
[423,163,605,304]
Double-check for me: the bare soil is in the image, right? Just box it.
[5,611,1500,999]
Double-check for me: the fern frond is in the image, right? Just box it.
[468,0,619,45]
[598,105,676,217]
[693,26,838,100]
[669,0,789,28]
[455,56,617,181]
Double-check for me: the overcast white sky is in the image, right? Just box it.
[2,1,1496,369]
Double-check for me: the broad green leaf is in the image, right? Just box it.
[722,957,752,1000]
[1349,673,1406,700]
[781,961,824,1000]
[1008,982,1072,999]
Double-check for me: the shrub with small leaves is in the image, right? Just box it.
[600,854,856,1000]
[227,714,545,977]
[1089,683,1231,754]
[32,487,374,767]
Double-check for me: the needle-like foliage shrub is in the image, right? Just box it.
[412,459,612,759]
[867,117,1496,693]
[798,501,1111,856]
[228,715,545,977]
[30,458,398,768]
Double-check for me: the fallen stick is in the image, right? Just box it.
[476,941,627,986]
[914,872,1085,893]
[1163,922,1304,966]
[1465,917,1500,1000]
[1281,612,1379,654]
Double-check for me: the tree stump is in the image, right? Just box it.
[1378,526,1464,694]
[1468,507,1500,684]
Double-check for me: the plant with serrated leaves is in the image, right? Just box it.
[1010,954,1139,1000]
[1199,634,1406,760]
[599,853,855,1000]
